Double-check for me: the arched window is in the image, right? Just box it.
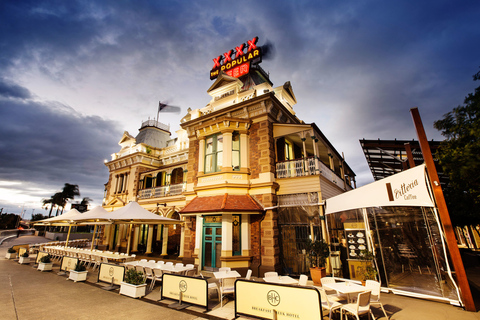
[171,168,183,185]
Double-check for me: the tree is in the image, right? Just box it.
[433,68,480,227]
[80,197,92,206]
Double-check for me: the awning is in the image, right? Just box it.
[179,193,264,216]
[34,208,82,225]
[325,164,434,215]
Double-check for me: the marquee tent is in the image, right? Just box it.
[324,164,461,306]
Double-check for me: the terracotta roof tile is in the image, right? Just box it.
[180,194,263,214]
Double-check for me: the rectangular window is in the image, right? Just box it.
[232,131,240,171]
[205,134,223,173]
[232,215,241,255]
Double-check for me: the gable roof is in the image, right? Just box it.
[207,71,243,93]
[179,194,264,215]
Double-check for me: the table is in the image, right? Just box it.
[263,275,299,285]
[125,261,194,275]
[323,282,370,302]
[213,270,241,280]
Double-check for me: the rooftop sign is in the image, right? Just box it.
[210,36,262,80]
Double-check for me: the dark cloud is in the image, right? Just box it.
[0,78,32,99]
[0,84,122,205]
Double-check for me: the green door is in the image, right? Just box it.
[202,225,222,271]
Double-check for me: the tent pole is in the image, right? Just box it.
[65,225,72,247]
[127,223,133,255]
[90,225,98,251]
[411,107,475,311]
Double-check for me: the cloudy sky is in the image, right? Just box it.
[1,1,479,218]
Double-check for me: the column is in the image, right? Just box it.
[241,214,251,256]
[108,225,115,250]
[222,214,233,259]
[156,224,162,241]
[146,225,154,254]
[115,225,123,250]
[195,215,202,265]
[240,133,248,169]
[103,224,111,246]
[301,135,307,175]
[222,131,233,171]
[114,175,119,194]
[132,226,140,252]
[179,220,185,258]
[328,152,335,171]
[198,137,205,174]
[161,225,169,256]
[311,135,319,173]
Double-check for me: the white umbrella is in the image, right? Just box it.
[107,201,183,255]
[34,209,83,246]
[70,206,112,250]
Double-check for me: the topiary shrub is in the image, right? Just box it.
[40,254,52,263]
[124,268,145,285]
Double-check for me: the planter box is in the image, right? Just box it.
[5,252,16,259]
[119,282,147,299]
[38,262,54,272]
[310,267,327,286]
[19,256,30,264]
[69,270,88,282]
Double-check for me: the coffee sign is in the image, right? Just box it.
[210,36,262,80]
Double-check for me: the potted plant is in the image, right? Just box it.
[359,249,378,285]
[5,248,16,259]
[19,251,30,264]
[119,268,147,299]
[69,262,88,282]
[38,254,54,272]
[306,238,330,286]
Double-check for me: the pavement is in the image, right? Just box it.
[2,235,480,320]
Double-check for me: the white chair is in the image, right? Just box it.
[149,260,156,263]
[264,271,278,278]
[92,255,102,271]
[175,263,184,268]
[140,259,148,262]
[245,269,253,281]
[185,264,196,277]
[151,268,163,289]
[200,273,221,301]
[340,291,372,320]
[165,262,174,266]
[157,260,165,265]
[298,274,308,286]
[365,280,388,319]
[319,288,343,320]
[144,267,155,290]
[220,277,235,308]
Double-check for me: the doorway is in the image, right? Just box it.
[202,224,222,271]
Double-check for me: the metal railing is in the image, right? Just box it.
[137,183,184,199]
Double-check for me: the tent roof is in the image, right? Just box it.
[70,206,111,222]
[34,209,82,225]
[107,201,182,224]
[325,164,434,215]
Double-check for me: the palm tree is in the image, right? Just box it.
[42,197,55,218]
[58,183,80,215]
[80,197,92,206]
[53,192,64,216]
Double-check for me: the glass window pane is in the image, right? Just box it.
[205,227,212,235]
[206,137,213,154]
[205,154,213,172]
[217,134,223,151]
[215,242,222,268]
[204,242,212,267]
[232,150,240,170]
[216,151,223,170]
[232,132,240,150]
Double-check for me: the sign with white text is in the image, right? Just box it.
[97,263,125,285]
[235,280,322,320]
[61,256,78,272]
[161,274,209,309]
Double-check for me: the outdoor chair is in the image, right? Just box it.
[148,260,156,263]
[102,256,109,264]
[135,265,145,279]
[319,288,343,320]
[245,269,253,281]
[220,277,236,308]
[365,280,388,319]
[200,273,221,301]
[157,261,165,265]
[144,267,155,290]
[340,291,372,320]
[165,262,174,266]
[298,274,308,286]
[92,255,102,271]
[151,268,163,289]
[264,271,278,278]
[175,263,184,268]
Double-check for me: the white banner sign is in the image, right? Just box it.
[61,256,78,272]
[235,280,322,320]
[326,164,434,214]
[161,274,208,309]
[98,263,125,285]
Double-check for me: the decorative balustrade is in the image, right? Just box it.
[276,157,349,190]
[137,183,185,199]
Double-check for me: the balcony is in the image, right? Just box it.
[276,157,349,190]
[137,183,185,200]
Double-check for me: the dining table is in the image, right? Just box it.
[213,270,241,280]
[322,281,370,302]
[263,275,299,285]
[124,261,194,275]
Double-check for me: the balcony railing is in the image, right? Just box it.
[137,183,185,200]
[276,157,348,190]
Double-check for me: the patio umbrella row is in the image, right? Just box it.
[34,202,183,254]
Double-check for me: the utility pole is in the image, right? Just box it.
[410,107,475,311]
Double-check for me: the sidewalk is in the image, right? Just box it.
[2,236,480,320]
